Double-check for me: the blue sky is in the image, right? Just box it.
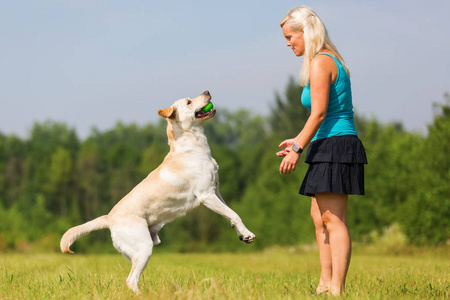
[1,0,449,138]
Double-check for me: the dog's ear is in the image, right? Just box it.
[158,107,176,119]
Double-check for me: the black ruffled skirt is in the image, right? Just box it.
[299,135,368,197]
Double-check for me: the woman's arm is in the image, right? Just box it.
[278,55,336,174]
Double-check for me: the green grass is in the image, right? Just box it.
[0,247,448,299]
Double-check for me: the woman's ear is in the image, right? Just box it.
[158,106,176,119]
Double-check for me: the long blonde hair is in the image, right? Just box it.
[280,6,350,86]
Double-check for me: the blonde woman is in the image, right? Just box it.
[276,6,367,296]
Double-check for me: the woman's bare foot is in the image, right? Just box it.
[314,284,329,295]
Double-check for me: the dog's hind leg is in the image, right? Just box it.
[149,223,164,245]
[111,218,154,294]
[126,246,153,294]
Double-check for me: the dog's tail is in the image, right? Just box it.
[60,215,110,254]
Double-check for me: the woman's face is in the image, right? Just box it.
[282,25,305,57]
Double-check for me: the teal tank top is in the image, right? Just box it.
[301,53,357,141]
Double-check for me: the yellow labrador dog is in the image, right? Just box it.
[60,91,255,294]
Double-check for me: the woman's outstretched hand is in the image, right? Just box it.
[276,139,295,157]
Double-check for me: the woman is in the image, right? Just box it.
[276,6,367,296]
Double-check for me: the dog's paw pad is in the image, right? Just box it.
[239,233,256,244]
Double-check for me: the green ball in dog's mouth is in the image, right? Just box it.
[202,102,214,112]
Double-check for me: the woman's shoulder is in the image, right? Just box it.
[310,52,338,78]
[312,51,340,63]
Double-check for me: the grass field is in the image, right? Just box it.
[0,247,448,299]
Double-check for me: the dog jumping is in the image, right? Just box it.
[60,91,255,294]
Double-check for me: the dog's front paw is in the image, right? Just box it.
[239,231,256,244]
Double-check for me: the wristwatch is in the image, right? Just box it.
[292,143,303,153]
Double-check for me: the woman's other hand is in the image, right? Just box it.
[279,150,300,174]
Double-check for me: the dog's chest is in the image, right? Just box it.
[186,153,218,179]
[159,151,218,188]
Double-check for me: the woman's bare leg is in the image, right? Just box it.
[315,192,351,295]
[310,197,331,294]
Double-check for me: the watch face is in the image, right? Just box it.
[293,144,302,153]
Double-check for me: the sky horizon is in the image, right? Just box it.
[1,0,449,139]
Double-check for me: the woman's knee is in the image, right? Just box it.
[321,210,345,232]
[311,206,325,228]
[315,193,348,229]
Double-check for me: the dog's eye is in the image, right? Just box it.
[187,100,192,105]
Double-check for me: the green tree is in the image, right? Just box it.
[0,135,26,208]
[76,140,101,221]
[22,121,79,217]
[137,142,167,179]
[43,146,74,216]
[399,94,450,245]
[269,76,309,138]
[236,137,313,249]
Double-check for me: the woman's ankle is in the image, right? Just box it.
[315,283,330,294]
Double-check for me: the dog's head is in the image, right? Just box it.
[158,91,216,130]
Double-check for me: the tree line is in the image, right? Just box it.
[0,78,448,252]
